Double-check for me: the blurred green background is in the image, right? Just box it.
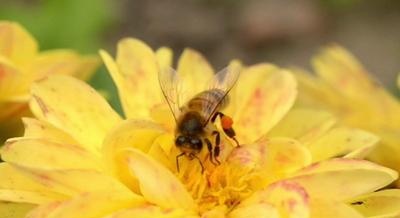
[1,0,399,113]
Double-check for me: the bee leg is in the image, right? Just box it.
[212,112,240,147]
[205,138,217,166]
[190,153,205,173]
[176,152,185,173]
[212,131,221,165]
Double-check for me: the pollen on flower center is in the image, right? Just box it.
[175,145,259,214]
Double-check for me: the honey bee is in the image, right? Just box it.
[158,65,240,172]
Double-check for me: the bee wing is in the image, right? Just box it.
[158,67,184,123]
[201,65,241,124]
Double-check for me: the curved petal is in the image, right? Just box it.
[229,138,311,188]
[101,38,163,118]
[22,118,78,144]
[0,21,38,66]
[104,205,199,218]
[349,189,400,218]
[307,127,379,162]
[267,108,336,145]
[0,58,30,101]
[0,201,36,218]
[176,48,214,99]
[229,203,279,218]
[156,47,173,70]
[30,75,122,154]
[1,138,101,170]
[101,119,165,191]
[121,148,196,210]
[12,165,134,198]
[0,163,66,204]
[29,49,99,81]
[287,159,398,201]
[233,64,297,143]
[311,199,364,218]
[239,181,309,218]
[26,192,144,218]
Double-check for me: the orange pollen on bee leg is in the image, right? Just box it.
[221,116,233,129]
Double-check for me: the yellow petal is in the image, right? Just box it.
[313,45,376,100]
[176,48,214,99]
[22,118,78,144]
[156,47,173,70]
[201,206,228,218]
[229,203,279,218]
[0,201,36,218]
[101,119,165,192]
[0,163,66,204]
[239,181,309,218]
[233,64,297,142]
[1,138,101,170]
[29,50,99,81]
[349,189,400,218]
[104,205,199,218]
[121,148,196,211]
[307,127,379,162]
[311,199,364,218]
[233,138,311,188]
[0,58,30,101]
[12,165,134,198]
[104,38,162,118]
[267,108,336,145]
[30,75,122,154]
[287,159,398,201]
[26,192,144,218]
[0,21,38,66]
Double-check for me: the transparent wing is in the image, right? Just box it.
[201,65,241,124]
[158,67,183,123]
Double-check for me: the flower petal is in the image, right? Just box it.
[307,127,379,162]
[0,163,65,204]
[101,120,165,191]
[0,58,30,101]
[0,201,36,218]
[104,205,199,218]
[0,21,38,66]
[267,108,336,145]
[238,181,309,218]
[233,64,297,142]
[1,138,101,170]
[30,75,122,154]
[122,148,196,211]
[310,199,364,218]
[12,165,135,199]
[29,49,99,81]
[22,118,78,144]
[176,48,214,99]
[229,203,279,218]
[156,47,173,70]
[26,192,144,218]
[287,159,398,201]
[349,189,400,218]
[101,38,163,118]
[233,138,311,187]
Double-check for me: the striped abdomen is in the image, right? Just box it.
[186,88,229,120]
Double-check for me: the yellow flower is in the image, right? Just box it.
[0,38,400,217]
[0,21,99,142]
[293,45,400,186]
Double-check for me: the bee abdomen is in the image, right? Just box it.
[188,89,229,111]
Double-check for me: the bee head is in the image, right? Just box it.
[175,135,203,151]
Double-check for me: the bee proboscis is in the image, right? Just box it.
[158,65,240,173]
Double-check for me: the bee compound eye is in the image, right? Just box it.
[176,136,186,146]
[190,138,202,149]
